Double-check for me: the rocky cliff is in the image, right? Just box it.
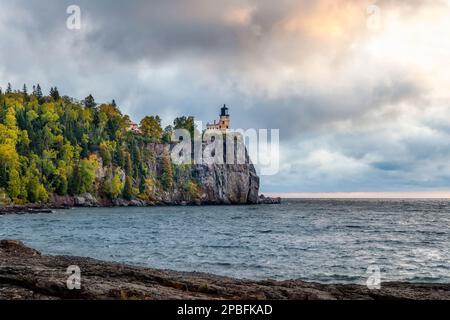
[48,141,260,207]
[193,163,260,204]
[147,141,260,205]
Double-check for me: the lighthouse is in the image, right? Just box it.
[207,104,230,131]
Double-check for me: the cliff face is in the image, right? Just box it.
[50,141,260,207]
[143,142,260,205]
[193,163,260,204]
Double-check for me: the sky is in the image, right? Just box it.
[1,0,450,194]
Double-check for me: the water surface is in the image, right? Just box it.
[1,199,449,284]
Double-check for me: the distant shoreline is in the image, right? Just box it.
[265,192,450,199]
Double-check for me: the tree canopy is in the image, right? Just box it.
[140,116,163,141]
[0,83,199,204]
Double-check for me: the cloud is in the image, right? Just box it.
[1,0,450,192]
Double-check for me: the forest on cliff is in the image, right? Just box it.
[0,83,200,205]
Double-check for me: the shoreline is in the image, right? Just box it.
[0,240,449,300]
[0,194,281,215]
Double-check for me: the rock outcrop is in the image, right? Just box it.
[1,240,449,300]
[258,194,281,204]
[74,193,99,207]
[194,164,260,204]
[144,141,261,205]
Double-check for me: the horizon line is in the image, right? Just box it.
[263,192,450,199]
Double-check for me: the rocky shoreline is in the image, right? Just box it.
[0,240,448,300]
[0,194,281,215]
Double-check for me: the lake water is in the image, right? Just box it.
[1,199,450,284]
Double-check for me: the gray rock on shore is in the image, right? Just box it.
[74,193,99,207]
[258,194,281,204]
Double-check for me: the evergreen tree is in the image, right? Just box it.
[122,176,133,200]
[6,83,12,94]
[22,84,27,95]
[55,86,60,100]
[68,164,81,195]
[162,125,174,143]
[35,84,43,100]
[114,145,125,167]
[125,152,133,176]
[50,87,60,100]
[161,149,173,191]
[54,174,68,196]
[84,94,96,108]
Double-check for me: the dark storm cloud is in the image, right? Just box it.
[9,0,260,62]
